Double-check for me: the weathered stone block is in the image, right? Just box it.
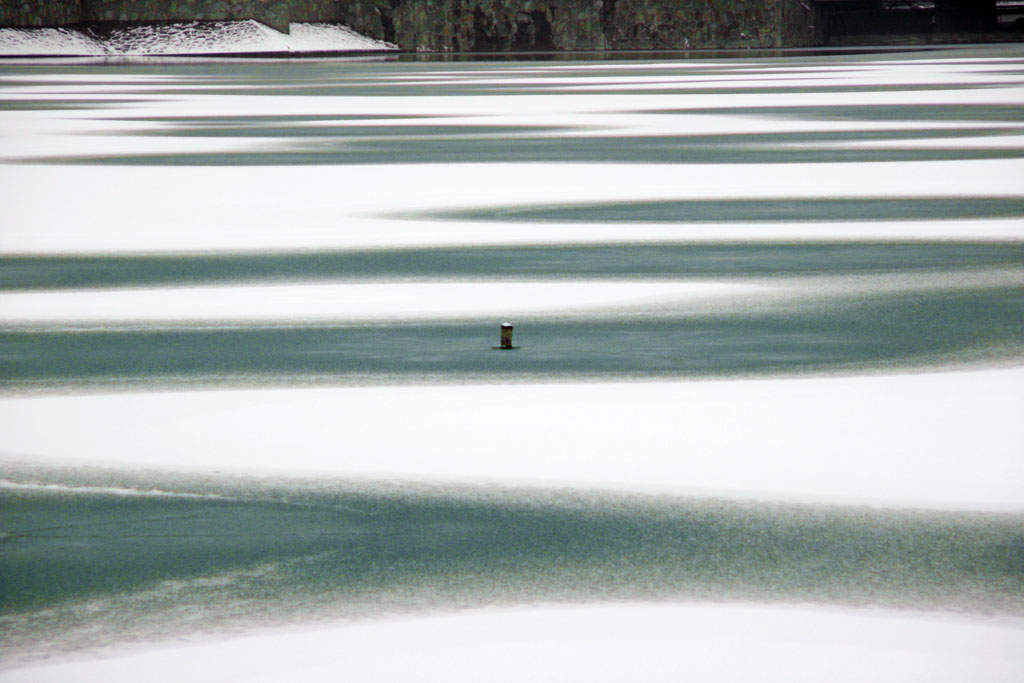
[0,0,821,48]
[0,0,81,27]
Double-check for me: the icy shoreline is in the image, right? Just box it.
[0,22,397,57]
[4,604,1023,683]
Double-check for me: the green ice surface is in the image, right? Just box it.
[2,287,1022,387]
[2,475,1022,660]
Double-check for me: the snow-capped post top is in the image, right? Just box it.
[500,323,514,349]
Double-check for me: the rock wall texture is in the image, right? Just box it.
[335,0,815,51]
[83,1,291,33]
[289,0,344,23]
[778,0,818,48]
[0,0,81,27]
[0,0,820,47]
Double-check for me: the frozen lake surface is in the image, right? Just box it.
[1,45,1023,680]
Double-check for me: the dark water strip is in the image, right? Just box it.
[18,134,1024,166]
[2,288,1022,387]
[1,466,1022,660]
[3,243,1023,290]
[76,103,1024,128]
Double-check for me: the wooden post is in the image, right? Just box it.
[500,322,514,349]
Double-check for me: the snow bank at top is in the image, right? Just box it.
[0,22,397,57]
[285,23,397,53]
[0,27,105,56]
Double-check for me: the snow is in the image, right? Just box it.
[0,22,395,57]
[0,28,105,56]
[0,280,760,327]
[1,48,1022,678]
[1,163,1023,255]
[2,366,1022,511]
[3,604,1023,683]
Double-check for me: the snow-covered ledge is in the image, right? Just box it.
[0,21,397,57]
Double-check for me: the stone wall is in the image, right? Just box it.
[83,1,291,33]
[289,0,343,23]
[0,0,817,48]
[778,0,818,47]
[0,0,81,27]
[602,0,780,50]
[335,0,812,51]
